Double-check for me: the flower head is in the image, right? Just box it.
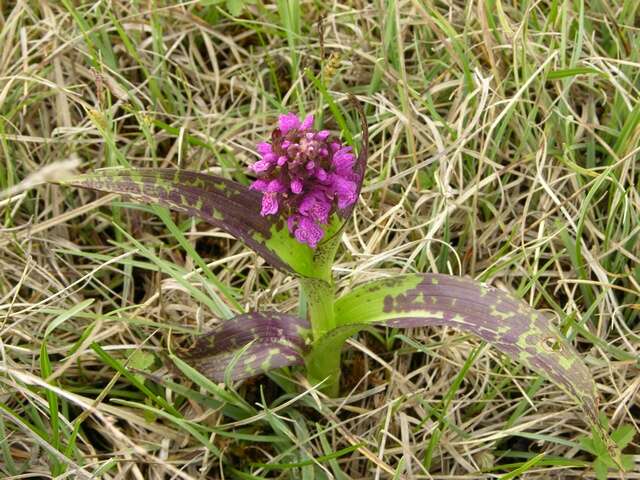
[249,113,358,248]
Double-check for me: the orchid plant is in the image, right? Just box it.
[61,105,604,438]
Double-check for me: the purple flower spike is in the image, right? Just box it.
[249,112,359,248]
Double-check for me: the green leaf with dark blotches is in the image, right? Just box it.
[329,273,599,429]
[178,312,309,382]
[60,168,320,276]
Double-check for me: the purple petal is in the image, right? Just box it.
[299,191,331,224]
[250,160,271,173]
[279,113,301,134]
[249,179,269,191]
[301,114,314,130]
[260,193,278,215]
[291,178,303,194]
[293,216,324,248]
[257,142,272,155]
[315,168,328,182]
[331,175,358,209]
[267,179,286,192]
[315,130,331,141]
[332,148,355,173]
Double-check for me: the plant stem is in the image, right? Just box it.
[299,218,344,396]
[306,346,341,397]
[299,277,335,341]
[299,276,341,396]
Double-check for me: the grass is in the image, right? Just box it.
[1,0,639,478]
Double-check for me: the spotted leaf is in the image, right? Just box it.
[330,273,599,427]
[60,169,319,276]
[178,312,309,382]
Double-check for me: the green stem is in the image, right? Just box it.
[300,217,345,396]
[299,277,335,341]
[306,349,341,397]
[304,324,362,398]
[300,276,341,396]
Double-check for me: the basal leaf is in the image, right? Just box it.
[60,169,319,276]
[332,273,599,426]
[178,312,310,382]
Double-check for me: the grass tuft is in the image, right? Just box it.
[0,1,638,478]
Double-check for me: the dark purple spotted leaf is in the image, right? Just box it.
[61,169,318,276]
[178,312,309,382]
[331,274,599,427]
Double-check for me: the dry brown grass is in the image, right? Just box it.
[0,1,638,478]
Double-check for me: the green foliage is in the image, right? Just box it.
[128,350,156,384]
[199,0,256,18]
[3,1,639,477]
[578,414,636,479]
[61,165,602,436]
